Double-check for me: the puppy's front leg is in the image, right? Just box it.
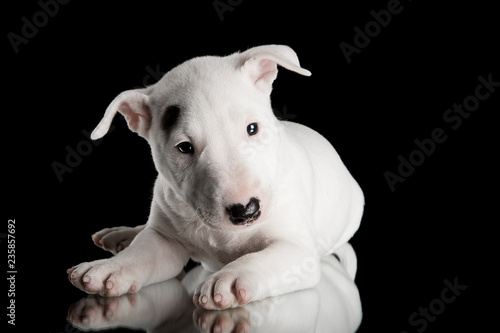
[68,227,189,297]
[194,240,321,309]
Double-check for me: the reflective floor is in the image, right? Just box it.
[66,255,362,333]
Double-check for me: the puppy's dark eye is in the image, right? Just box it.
[176,142,194,154]
[247,123,258,136]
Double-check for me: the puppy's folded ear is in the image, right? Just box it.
[239,44,311,94]
[91,88,151,140]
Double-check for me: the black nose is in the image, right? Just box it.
[227,197,261,225]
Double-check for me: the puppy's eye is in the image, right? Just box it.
[176,142,194,154]
[247,123,258,136]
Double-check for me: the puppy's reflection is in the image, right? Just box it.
[68,255,361,333]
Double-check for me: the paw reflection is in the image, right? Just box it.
[67,294,137,329]
[68,278,194,332]
[67,256,362,333]
[193,307,251,333]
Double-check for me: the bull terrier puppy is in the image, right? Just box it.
[68,45,364,310]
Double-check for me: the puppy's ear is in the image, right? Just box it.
[91,89,151,140]
[240,45,311,94]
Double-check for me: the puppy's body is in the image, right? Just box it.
[68,45,364,309]
[153,121,362,273]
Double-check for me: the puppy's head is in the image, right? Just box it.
[91,45,311,231]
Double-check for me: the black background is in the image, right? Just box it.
[4,0,498,332]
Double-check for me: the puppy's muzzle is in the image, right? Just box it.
[226,197,261,225]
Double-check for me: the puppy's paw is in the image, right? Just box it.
[92,226,143,255]
[67,259,140,297]
[67,293,137,331]
[193,271,254,310]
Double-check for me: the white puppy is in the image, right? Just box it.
[68,45,364,310]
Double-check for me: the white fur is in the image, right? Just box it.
[68,45,364,310]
